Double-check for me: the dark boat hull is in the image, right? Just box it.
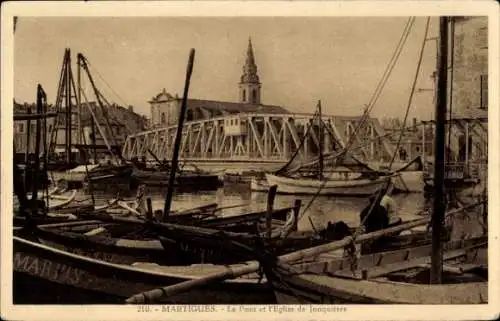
[131,169,221,190]
[13,236,275,304]
[23,207,295,266]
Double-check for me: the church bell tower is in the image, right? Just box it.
[239,37,261,104]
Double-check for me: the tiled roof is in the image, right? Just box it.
[186,98,290,115]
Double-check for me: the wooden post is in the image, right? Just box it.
[266,185,278,240]
[292,199,301,231]
[146,198,153,220]
[163,49,196,220]
[421,121,426,167]
[431,16,449,285]
[25,107,32,164]
[31,85,45,207]
[24,106,32,189]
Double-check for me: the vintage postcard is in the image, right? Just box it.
[1,1,499,320]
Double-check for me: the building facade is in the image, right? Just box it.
[14,101,147,160]
[447,16,488,164]
[149,38,289,128]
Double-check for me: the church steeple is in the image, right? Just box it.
[239,37,261,104]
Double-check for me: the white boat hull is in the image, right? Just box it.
[265,173,390,196]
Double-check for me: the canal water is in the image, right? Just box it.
[90,185,427,232]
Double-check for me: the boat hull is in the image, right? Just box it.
[265,173,389,196]
[268,238,487,304]
[131,169,221,190]
[13,236,275,304]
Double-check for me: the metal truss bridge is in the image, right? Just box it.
[122,113,397,164]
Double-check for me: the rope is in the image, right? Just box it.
[85,59,137,136]
[337,17,416,163]
[388,17,431,170]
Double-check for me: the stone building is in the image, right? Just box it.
[149,38,289,128]
[447,16,488,163]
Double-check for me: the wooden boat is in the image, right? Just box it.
[265,172,396,196]
[13,235,275,304]
[13,198,119,227]
[17,219,279,267]
[130,167,221,190]
[17,203,296,265]
[62,163,133,186]
[259,98,424,196]
[263,237,487,304]
[20,187,78,210]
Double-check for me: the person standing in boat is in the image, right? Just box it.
[359,192,389,233]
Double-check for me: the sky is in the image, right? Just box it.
[14,17,439,120]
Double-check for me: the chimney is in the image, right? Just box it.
[128,105,134,113]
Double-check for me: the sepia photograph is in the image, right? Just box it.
[1,1,498,320]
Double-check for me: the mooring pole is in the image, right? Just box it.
[162,49,196,220]
[24,106,32,188]
[430,16,449,285]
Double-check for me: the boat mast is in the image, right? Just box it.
[65,50,73,165]
[162,49,195,220]
[430,16,449,284]
[318,100,324,179]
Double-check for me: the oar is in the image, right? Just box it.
[125,200,485,304]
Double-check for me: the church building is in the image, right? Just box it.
[149,38,290,128]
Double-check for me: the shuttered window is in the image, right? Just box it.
[480,75,488,108]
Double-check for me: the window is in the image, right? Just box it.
[480,75,488,109]
[18,123,24,133]
[251,89,257,103]
[242,89,246,102]
[161,112,166,124]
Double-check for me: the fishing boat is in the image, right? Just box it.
[61,163,133,188]
[259,113,424,195]
[13,235,275,304]
[19,203,296,266]
[48,50,136,190]
[130,166,221,191]
[264,236,487,304]
[264,171,396,196]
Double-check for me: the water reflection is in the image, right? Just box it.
[91,186,425,232]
